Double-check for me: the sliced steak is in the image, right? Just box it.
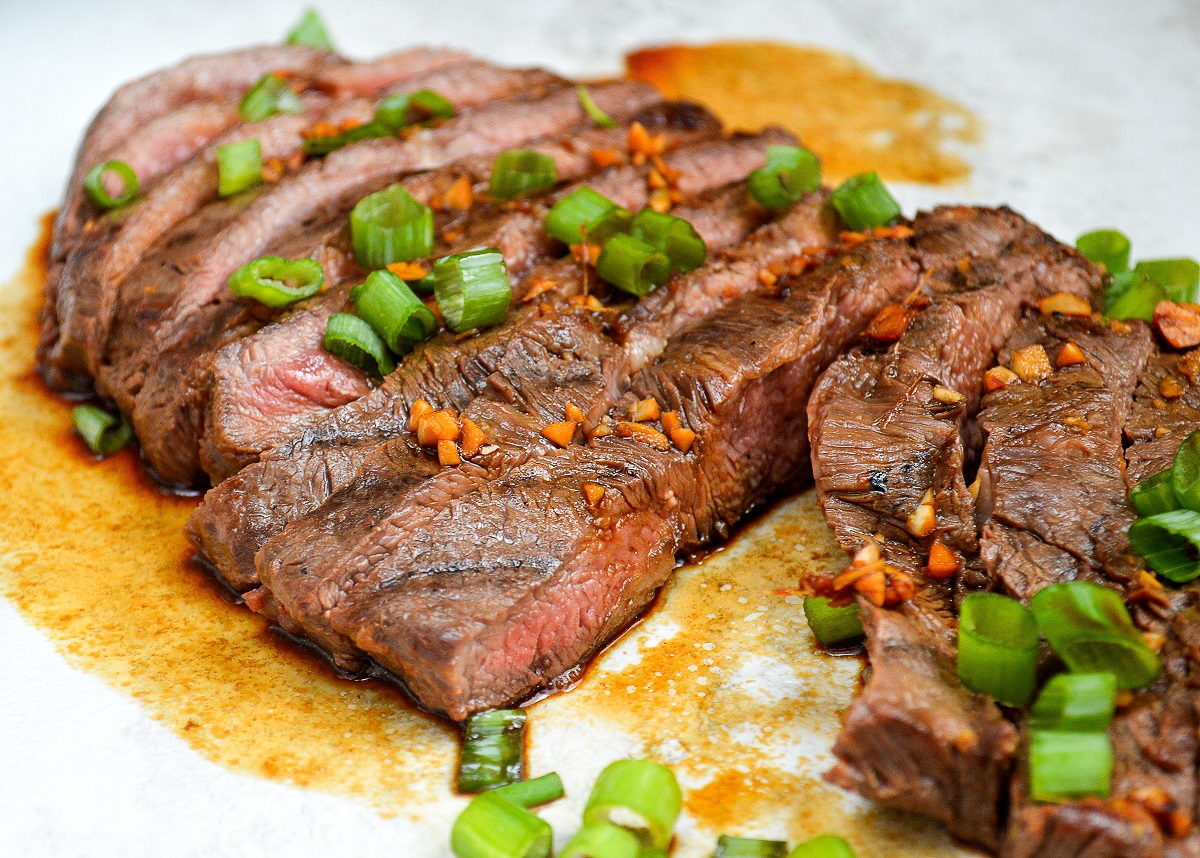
[187,184,837,591]
[1126,349,1200,485]
[814,208,1101,851]
[252,233,916,717]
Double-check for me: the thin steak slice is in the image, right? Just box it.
[253,234,916,717]
[187,184,838,591]
[813,208,1100,851]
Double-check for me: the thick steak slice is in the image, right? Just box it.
[199,125,776,482]
[253,235,916,717]
[187,185,837,591]
[814,208,1100,851]
[1126,349,1200,485]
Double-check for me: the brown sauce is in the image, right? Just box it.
[627,41,981,185]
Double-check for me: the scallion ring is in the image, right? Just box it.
[239,73,304,123]
[216,139,264,198]
[544,186,619,245]
[433,248,512,333]
[350,269,437,354]
[350,184,435,269]
[83,160,139,210]
[450,791,552,858]
[746,145,822,210]
[582,759,682,850]
[284,8,335,50]
[577,84,616,129]
[714,835,788,858]
[1029,730,1113,802]
[829,171,901,232]
[1103,271,1167,321]
[407,88,455,122]
[596,233,672,297]
[457,708,526,793]
[228,256,324,307]
[1129,468,1179,517]
[956,592,1039,707]
[630,208,708,273]
[803,597,865,649]
[374,88,456,131]
[559,822,641,858]
[786,835,858,858]
[322,312,395,377]
[1136,258,1200,305]
[1075,229,1131,274]
[1029,672,1116,733]
[72,405,133,457]
[1129,509,1200,584]
[584,207,635,245]
[303,120,390,156]
[486,773,564,809]
[1030,581,1162,689]
[489,149,558,200]
[1173,427,1200,511]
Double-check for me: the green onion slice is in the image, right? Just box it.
[583,759,682,850]
[747,145,822,210]
[577,84,616,129]
[322,312,395,377]
[1029,672,1116,732]
[560,823,642,858]
[433,247,512,332]
[1130,468,1179,517]
[458,708,526,794]
[83,160,139,210]
[407,88,456,122]
[1030,581,1163,689]
[72,405,133,457]
[375,88,456,131]
[596,233,672,297]
[489,149,558,201]
[1029,730,1113,802]
[1075,229,1131,274]
[486,773,564,809]
[803,597,864,648]
[228,255,324,307]
[545,187,619,245]
[239,73,305,122]
[585,207,635,245]
[1173,427,1200,512]
[1129,510,1200,584]
[350,269,436,354]
[216,138,264,198]
[350,184,435,269]
[956,592,1039,707]
[786,835,858,858]
[630,208,708,273]
[1104,271,1167,321]
[303,120,391,156]
[829,171,901,232]
[1136,258,1200,305]
[715,835,788,858]
[285,8,335,50]
[450,791,552,858]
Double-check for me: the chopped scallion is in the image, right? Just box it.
[1135,258,1200,305]
[829,171,900,232]
[560,822,641,858]
[584,207,634,245]
[1129,509,1200,583]
[83,160,139,210]
[350,269,436,355]
[1075,229,1131,274]
[487,773,564,809]
[545,187,619,245]
[322,312,395,377]
[803,597,864,648]
[72,405,133,457]
[228,255,325,307]
[285,8,335,50]
[596,233,672,297]
[375,88,456,131]
[1130,468,1179,517]
[302,120,390,156]
[956,592,1039,707]
[458,708,526,794]
[1029,672,1116,733]
[1171,427,1200,512]
[216,138,264,197]
[786,835,857,858]
[239,73,305,123]
[350,184,435,269]
[450,791,552,858]
[1104,270,1167,321]
[630,208,707,273]
[577,84,616,129]
[583,759,682,850]
[489,149,558,200]
[747,145,822,210]
[1030,581,1162,689]
[433,247,512,332]
[714,835,788,858]
[1029,730,1113,802]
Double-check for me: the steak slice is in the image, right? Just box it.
[1126,349,1200,485]
[186,185,838,591]
[814,208,1101,851]
[252,234,916,717]
[199,125,775,482]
